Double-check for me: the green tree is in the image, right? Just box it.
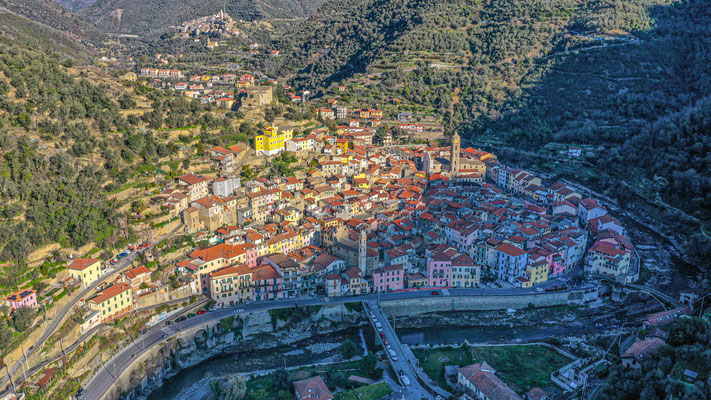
[118,94,137,109]
[274,367,290,391]
[0,323,13,351]
[359,351,378,377]
[341,339,357,359]
[213,376,247,400]
[11,306,35,332]
[667,317,710,347]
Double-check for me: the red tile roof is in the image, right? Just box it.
[293,376,333,400]
[90,283,131,304]
[68,258,99,271]
[458,362,522,400]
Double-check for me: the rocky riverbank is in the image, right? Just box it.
[107,303,365,400]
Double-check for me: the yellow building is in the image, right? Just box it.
[335,138,349,153]
[88,283,134,323]
[254,126,294,156]
[120,72,137,81]
[526,260,549,285]
[68,258,102,288]
[210,264,254,306]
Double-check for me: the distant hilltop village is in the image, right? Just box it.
[174,10,240,39]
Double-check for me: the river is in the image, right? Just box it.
[612,210,701,293]
[146,329,368,400]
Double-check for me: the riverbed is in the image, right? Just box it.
[612,210,701,293]
[146,329,368,400]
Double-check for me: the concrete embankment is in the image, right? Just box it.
[380,291,577,317]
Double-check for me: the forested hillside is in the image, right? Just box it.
[0,39,230,283]
[259,0,711,269]
[79,0,327,34]
[0,0,98,56]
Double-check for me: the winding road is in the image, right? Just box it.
[0,224,184,393]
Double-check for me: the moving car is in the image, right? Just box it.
[401,376,411,386]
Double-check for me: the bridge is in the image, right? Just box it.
[364,300,450,399]
[624,283,681,309]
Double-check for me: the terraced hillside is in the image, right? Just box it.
[263,0,711,271]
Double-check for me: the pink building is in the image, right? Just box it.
[373,265,404,292]
[427,251,453,287]
[549,254,565,276]
[243,242,259,268]
[252,265,284,301]
[5,289,37,310]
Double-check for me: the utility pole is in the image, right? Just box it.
[3,362,14,391]
[60,338,67,368]
[21,346,29,377]
[699,295,706,317]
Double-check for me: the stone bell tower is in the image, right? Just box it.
[450,131,461,175]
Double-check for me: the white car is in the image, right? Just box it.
[535,287,543,292]
[401,376,411,386]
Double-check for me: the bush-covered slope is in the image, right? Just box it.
[0,0,100,57]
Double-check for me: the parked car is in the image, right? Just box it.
[401,376,411,386]
[431,290,441,296]
[197,310,207,315]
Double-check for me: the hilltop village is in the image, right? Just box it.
[7,8,711,400]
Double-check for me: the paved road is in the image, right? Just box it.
[365,301,433,399]
[82,286,585,399]
[1,251,141,390]
[1,224,183,393]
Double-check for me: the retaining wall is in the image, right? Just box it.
[380,291,572,317]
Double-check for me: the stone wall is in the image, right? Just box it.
[135,285,196,309]
[380,291,574,318]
